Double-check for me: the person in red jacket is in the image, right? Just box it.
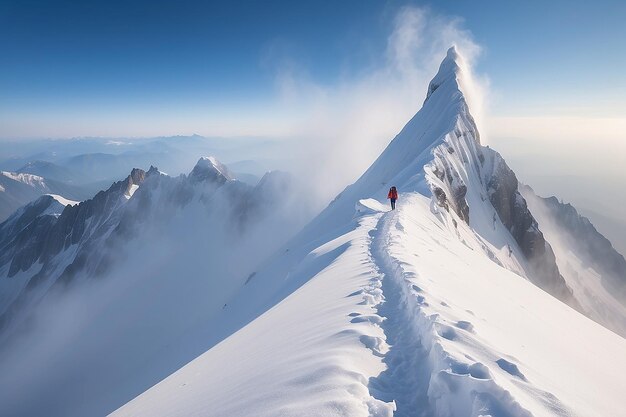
[387,186,398,210]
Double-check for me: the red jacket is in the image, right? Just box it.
[388,188,398,199]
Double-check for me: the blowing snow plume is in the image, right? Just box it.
[268,6,490,207]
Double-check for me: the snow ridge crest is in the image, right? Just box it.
[425,46,463,103]
[190,156,234,184]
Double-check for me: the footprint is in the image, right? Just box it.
[455,321,474,333]
[351,315,383,324]
[358,294,377,305]
[436,324,458,341]
[450,359,470,375]
[468,362,491,379]
[496,358,528,381]
[359,335,386,357]
[448,361,490,380]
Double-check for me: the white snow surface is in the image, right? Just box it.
[124,184,139,199]
[46,193,79,206]
[115,195,626,417]
[113,47,626,417]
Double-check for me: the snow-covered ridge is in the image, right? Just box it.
[47,194,79,207]
[424,46,464,104]
[114,192,626,417]
[189,156,234,183]
[307,46,574,309]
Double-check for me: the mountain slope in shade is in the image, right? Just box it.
[520,184,626,336]
[16,160,79,184]
[0,170,93,221]
[113,48,626,417]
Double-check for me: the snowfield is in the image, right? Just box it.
[114,194,626,417]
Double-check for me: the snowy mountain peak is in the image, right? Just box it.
[424,45,463,103]
[189,156,234,184]
[316,47,575,310]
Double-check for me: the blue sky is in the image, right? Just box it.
[1,0,625,138]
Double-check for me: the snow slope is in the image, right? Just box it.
[115,194,626,417]
[114,47,626,417]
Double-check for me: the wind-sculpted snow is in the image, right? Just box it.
[372,196,626,416]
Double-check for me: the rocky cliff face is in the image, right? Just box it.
[429,135,577,305]
[486,156,576,303]
[2,168,149,279]
[420,49,576,307]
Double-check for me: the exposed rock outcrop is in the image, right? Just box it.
[487,156,576,303]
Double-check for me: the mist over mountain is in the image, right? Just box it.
[0,135,284,183]
[0,155,315,416]
[488,137,626,256]
[0,170,95,221]
[0,135,292,225]
[520,184,626,335]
